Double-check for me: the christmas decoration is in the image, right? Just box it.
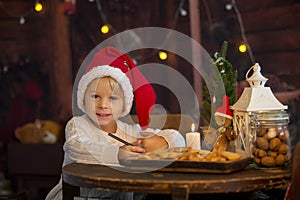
[231,63,288,156]
[200,41,238,127]
[0,0,43,24]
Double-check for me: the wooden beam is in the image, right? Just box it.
[189,0,203,107]
[48,0,73,120]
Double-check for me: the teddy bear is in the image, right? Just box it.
[15,119,62,144]
[212,96,238,153]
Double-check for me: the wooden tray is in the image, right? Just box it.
[120,157,253,173]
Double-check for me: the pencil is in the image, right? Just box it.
[108,133,133,146]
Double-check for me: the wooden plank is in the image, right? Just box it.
[279,75,300,88]
[229,28,300,52]
[254,51,300,75]
[62,163,291,195]
[228,4,300,33]
[0,1,34,18]
[0,21,35,39]
[235,0,292,13]
[7,143,63,175]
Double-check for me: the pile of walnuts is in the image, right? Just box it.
[252,127,290,167]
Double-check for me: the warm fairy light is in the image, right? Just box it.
[101,25,110,34]
[239,43,247,53]
[158,51,168,60]
[35,2,43,12]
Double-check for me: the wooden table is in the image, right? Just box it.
[62,163,291,200]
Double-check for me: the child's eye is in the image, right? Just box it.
[110,96,119,100]
[92,94,100,99]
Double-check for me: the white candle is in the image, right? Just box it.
[186,123,201,150]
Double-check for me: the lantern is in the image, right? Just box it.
[230,63,287,156]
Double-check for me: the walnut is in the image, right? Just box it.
[278,144,288,154]
[268,151,278,158]
[261,156,275,167]
[256,137,269,150]
[257,149,267,158]
[257,128,267,137]
[269,138,281,151]
[278,130,288,142]
[275,154,286,166]
[263,133,272,141]
[253,157,261,165]
[265,128,277,140]
[251,147,258,155]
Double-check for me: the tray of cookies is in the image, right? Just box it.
[120,147,252,173]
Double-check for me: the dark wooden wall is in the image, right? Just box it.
[0,0,72,124]
[234,0,300,88]
[0,0,73,148]
[201,0,300,88]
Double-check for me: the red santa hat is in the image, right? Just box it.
[77,46,156,129]
[214,95,233,119]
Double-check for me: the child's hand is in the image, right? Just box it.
[118,139,145,161]
[139,132,168,153]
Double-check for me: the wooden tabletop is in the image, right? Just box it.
[62,163,291,200]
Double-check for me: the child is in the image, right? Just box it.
[46,46,185,200]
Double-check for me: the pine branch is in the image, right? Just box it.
[200,41,238,126]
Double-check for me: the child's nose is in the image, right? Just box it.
[98,98,109,108]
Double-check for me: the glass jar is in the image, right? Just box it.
[250,111,291,168]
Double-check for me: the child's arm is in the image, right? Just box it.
[138,129,186,153]
[64,117,146,165]
[138,132,168,152]
[118,139,145,160]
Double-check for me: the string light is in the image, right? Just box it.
[93,0,187,61]
[19,16,25,24]
[225,4,233,11]
[35,1,43,12]
[100,24,110,34]
[0,0,43,24]
[158,51,168,60]
[180,8,187,16]
[238,43,247,53]
[230,0,255,63]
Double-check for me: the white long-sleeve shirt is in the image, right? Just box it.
[46,114,185,200]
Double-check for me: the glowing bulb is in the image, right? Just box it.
[101,25,110,34]
[239,44,247,53]
[19,16,25,24]
[180,8,187,16]
[35,2,43,12]
[158,51,168,60]
[225,4,233,11]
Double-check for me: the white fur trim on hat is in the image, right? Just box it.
[77,65,134,116]
[214,112,233,119]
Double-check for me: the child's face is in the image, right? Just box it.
[84,77,124,132]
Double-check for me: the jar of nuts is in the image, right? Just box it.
[251,111,291,168]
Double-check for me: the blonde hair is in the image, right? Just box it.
[98,76,124,97]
